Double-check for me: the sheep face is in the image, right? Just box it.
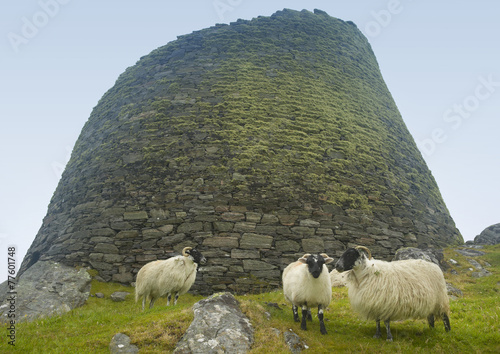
[299,254,334,278]
[185,248,207,265]
[335,248,365,272]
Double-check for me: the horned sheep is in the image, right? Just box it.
[335,246,450,341]
[135,247,206,310]
[282,253,334,334]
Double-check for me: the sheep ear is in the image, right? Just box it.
[298,254,311,263]
[320,253,334,264]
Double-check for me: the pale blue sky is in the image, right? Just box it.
[1,0,499,280]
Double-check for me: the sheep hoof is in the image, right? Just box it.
[373,334,381,339]
[386,338,393,342]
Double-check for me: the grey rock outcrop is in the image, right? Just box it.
[174,292,254,353]
[0,261,91,323]
[393,247,446,270]
[109,333,139,353]
[455,248,486,257]
[473,223,500,245]
[283,329,307,354]
[110,291,130,302]
[466,258,491,278]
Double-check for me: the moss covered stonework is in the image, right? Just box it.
[20,9,462,293]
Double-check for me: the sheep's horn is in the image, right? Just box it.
[182,247,193,257]
[355,246,372,259]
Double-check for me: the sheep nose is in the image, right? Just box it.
[200,257,207,265]
[335,262,344,272]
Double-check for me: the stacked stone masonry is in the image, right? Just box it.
[37,191,445,294]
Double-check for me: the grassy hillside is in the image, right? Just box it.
[4,244,499,353]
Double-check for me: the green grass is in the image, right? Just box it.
[3,244,499,353]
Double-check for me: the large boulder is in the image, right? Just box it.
[473,223,500,245]
[174,292,254,353]
[0,261,91,323]
[393,247,447,270]
[109,333,139,353]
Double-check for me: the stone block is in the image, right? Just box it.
[249,270,281,279]
[262,214,279,224]
[222,212,245,221]
[124,211,148,220]
[136,254,158,262]
[158,224,174,233]
[203,237,239,248]
[291,226,315,238]
[316,228,334,235]
[103,254,126,263]
[198,266,228,273]
[110,221,133,230]
[178,222,204,233]
[90,260,114,271]
[246,212,262,223]
[231,249,260,259]
[276,240,300,252]
[214,222,234,232]
[94,243,119,254]
[242,260,277,271]
[240,233,273,249]
[302,238,325,253]
[89,253,104,262]
[116,230,139,239]
[234,222,256,232]
[142,229,165,239]
[278,215,296,226]
[300,219,320,227]
[90,236,114,244]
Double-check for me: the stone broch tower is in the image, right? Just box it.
[20,9,462,294]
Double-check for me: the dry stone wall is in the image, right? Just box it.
[24,193,447,294]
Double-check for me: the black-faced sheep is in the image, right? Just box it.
[282,253,334,334]
[135,247,207,310]
[335,246,451,341]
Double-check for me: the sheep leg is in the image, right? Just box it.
[427,314,435,328]
[142,297,146,311]
[318,305,327,335]
[307,309,312,321]
[301,306,308,330]
[174,293,179,305]
[443,313,451,332]
[167,293,172,306]
[149,298,156,309]
[374,319,382,338]
[292,305,300,322]
[385,320,393,342]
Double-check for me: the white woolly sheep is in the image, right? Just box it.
[329,268,349,287]
[135,247,207,310]
[282,253,334,334]
[335,246,451,341]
